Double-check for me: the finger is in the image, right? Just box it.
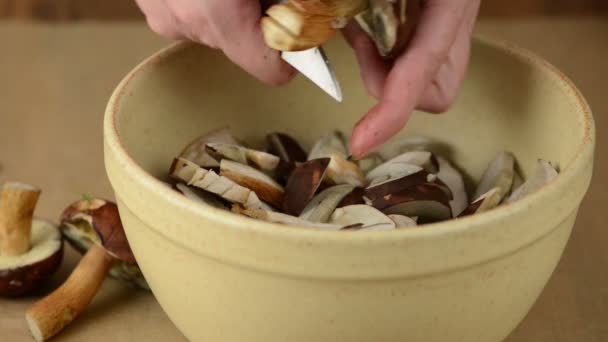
[417,0,480,112]
[204,0,296,86]
[349,0,468,158]
[342,22,391,98]
[135,0,183,40]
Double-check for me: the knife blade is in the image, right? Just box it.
[281,48,343,102]
[261,0,343,102]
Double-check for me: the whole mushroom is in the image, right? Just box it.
[25,198,138,342]
[0,182,63,297]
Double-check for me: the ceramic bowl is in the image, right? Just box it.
[104,36,594,342]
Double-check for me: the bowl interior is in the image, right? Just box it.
[113,38,588,192]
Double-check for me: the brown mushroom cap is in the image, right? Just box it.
[283,158,330,215]
[336,187,366,207]
[61,199,135,264]
[60,199,149,290]
[365,170,453,203]
[266,132,308,183]
[0,220,63,296]
[368,183,452,221]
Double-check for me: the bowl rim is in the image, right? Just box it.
[104,35,595,247]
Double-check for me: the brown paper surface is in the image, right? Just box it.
[0,19,606,341]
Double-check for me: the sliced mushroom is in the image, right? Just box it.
[171,158,265,209]
[366,151,438,181]
[377,135,442,160]
[283,158,330,215]
[219,159,284,209]
[365,170,453,203]
[369,183,452,221]
[388,214,417,228]
[233,205,342,230]
[336,187,366,207]
[27,199,138,342]
[473,151,515,202]
[355,0,420,58]
[205,142,280,172]
[458,187,502,217]
[175,183,227,210]
[436,156,469,216]
[266,132,307,164]
[330,205,396,231]
[299,184,356,223]
[509,169,525,196]
[177,127,241,169]
[308,131,365,186]
[356,153,384,174]
[0,183,62,296]
[266,132,308,183]
[505,159,558,204]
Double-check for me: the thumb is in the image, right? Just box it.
[209,0,296,86]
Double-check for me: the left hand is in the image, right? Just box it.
[343,0,481,159]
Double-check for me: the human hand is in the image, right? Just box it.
[134,0,296,86]
[344,0,481,159]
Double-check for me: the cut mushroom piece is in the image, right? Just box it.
[336,187,365,207]
[509,169,525,196]
[365,170,453,203]
[175,183,227,209]
[388,214,417,228]
[458,187,502,217]
[473,151,515,201]
[505,159,559,204]
[356,153,384,174]
[220,159,284,209]
[205,142,280,172]
[177,127,241,169]
[283,158,330,216]
[0,182,62,297]
[369,183,452,221]
[355,0,420,58]
[308,131,365,186]
[299,184,356,223]
[377,135,443,160]
[436,156,469,216]
[26,199,138,342]
[266,132,308,183]
[330,205,396,231]
[266,132,307,164]
[366,151,438,181]
[171,158,265,209]
[233,206,343,230]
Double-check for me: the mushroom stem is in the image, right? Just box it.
[25,244,113,342]
[0,182,41,256]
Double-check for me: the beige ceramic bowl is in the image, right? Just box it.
[104,36,594,342]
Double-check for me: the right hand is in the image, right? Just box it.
[135,0,296,86]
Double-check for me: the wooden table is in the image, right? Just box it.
[1,18,606,341]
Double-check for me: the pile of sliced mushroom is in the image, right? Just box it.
[170,128,559,231]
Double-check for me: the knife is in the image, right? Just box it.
[261,0,414,103]
[260,0,343,102]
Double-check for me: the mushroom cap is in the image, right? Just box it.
[283,158,330,215]
[60,199,135,264]
[0,219,63,296]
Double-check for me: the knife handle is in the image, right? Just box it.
[261,0,367,52]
